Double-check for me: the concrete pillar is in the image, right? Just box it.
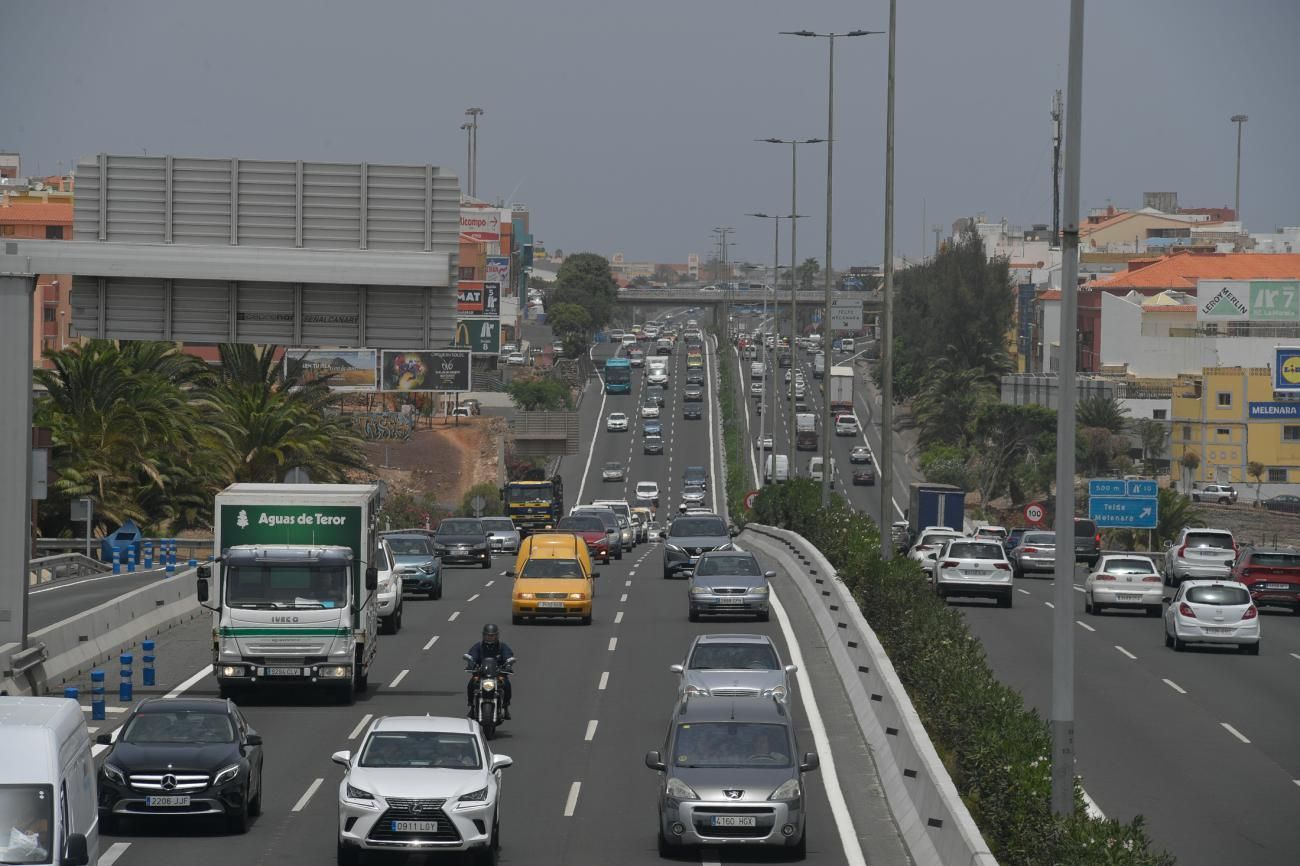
[0,273,35,648]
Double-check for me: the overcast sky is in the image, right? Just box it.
[4,0,1297,266]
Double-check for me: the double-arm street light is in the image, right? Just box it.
[1230,114,1248,228]
[781,28,880,505]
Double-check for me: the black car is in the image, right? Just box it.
[685,370,705,386]
[682,466,708,490]
[683,386,704,402]
[852,466,876,485]
[1073,517,1100,566]
[1263,494,1300,514]
[683,404,702,420]
[434,518,492,567]
[98,698,264,834]
[646,385,666,407]
[644,434,664,454]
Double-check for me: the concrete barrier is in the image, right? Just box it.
[0,568,202,696]
[742,524,998,866]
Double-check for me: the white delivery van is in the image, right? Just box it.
[808,456,837,483]
[0,697,97,866]
[764,454,790,483]
[749,362,765,381]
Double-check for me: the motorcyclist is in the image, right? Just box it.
[466,623,514,720]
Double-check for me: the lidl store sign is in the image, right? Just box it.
[1274,346,1300,393]
[1198,280,1300,321]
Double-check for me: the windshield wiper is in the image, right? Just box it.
[232,602,281,609]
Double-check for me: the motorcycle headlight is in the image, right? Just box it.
[103,764,126,786]
[481,679,497,692]
[769,778,801,801]
[213,763,241,786]
[665,777,699,800]
[458,786,489,803]
[346,782,374,801]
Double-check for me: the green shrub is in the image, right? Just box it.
[459,482,503,517]
[750,484,1175,866]
[716,345,751,523]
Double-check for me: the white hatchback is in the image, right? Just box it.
[635,481,661,506]
[1164,580,1260,654]
[834,414,858,436]
[640,403,660,418]
[1084,555,1163,616]
[333,716,512,864]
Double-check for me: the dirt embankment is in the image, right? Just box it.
[1192,502,1300,548]
[361,417,507,508]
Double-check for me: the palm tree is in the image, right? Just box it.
[911,366,996,448]
[797,258,820,291]
[1156,487,1201,547]
[1179,450,1201,491]
[1077,394,1130,434]
[1248,461,1266,506]
[1135,418,1167,473]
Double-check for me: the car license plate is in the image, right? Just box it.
[1204,627,1233,635]
[715,597,745,605]
[147,795,190,807]
[1267,583,1293,590]
[712,815,757,827]
[392,820,437,832]
[537,601,566,609]
[960,569,984,577]
[264,667,303,676]
[1117,593,1141,600]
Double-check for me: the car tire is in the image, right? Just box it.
[381,612,396,635]
[512,615,523,625]
[433,581,443,600]
[1243,641,1260,656]
[581,615,592,626]
[1171,632,1187,652]
[1145,605,1162,618]
[688,609,700,622]
[657,828,675,859]
[1084,597,1094,614]
[337,841,360,866]
[663,568,672,580]
[788,824,808,860]
[482,558,492,569]
[998,594,1013,609]
[1012,566,1024,580]
[1219,497,1230,505]
[226,797,249,834]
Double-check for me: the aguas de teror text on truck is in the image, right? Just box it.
[198,483,382,705]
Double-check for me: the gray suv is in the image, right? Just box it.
[670,633,796,702]
[687,551,775,621]
[645,695,817,857]
[663,514,733,578]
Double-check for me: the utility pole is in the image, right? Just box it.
[1051,0,1087,818]
[880,0,898,558]
[464,107,484,197]
[1231,114,1248,229]
[460,122,473,194]
[1051,90,1063,243]
[931,225,943,258]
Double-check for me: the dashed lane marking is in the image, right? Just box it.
[620,593,628,603]
[389,669,409,688]
[1221,722,1251,744]
[423,635,440,651]
[625,580,632,587]
[614,611,624,624]
[1076,621,1096,632]
[467,593,480,602]
[598,671,609,690]
[292,778,324,812]
[608,637,618,651]
[348,714,373,739]
[485,580,494,587]
[449,611,460,622]
[563,781,582,817]
[1114,646,1137,660]
[1162,679,1187,695]
[98,842,131,866]
[1044,601,1055,609]
[584,720,599,742]
[1017,588,1031,595]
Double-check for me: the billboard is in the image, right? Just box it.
[460,208,501,242]
[457,281,501,315]
[380,350,472,392]
[1197,280,1300,322]
[285,348,378,392]
[1276,347,1300,393]
[455,318,501,354]
[486,255,510,287]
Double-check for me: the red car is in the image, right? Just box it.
[1231,546,1300,613]
[556,515,611,564]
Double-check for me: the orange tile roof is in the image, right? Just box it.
[1094,252,1300,290]
[1080,210,1136,235]
[0,202,73,225]
[1037,290,1062,301]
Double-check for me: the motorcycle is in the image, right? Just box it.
[464,654,514,739]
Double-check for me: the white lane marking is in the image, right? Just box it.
[164,665,212,699]
[87,726,99,734]
[1294,780,1300,788]
[608,637,618,651]
[628,570,636,577]
[29,570,166,595]
[701,854,723,866]
[1044,601,1055,609]
[348,714,373,739]
[574,373,610,506]
[98,842,131,866]
[423,635,440,651]
[1290,652,1300,662]
[769,591,868,866]
[1076,620,1096,632]
[1162,678,1187,695]
[1072,585,1086,593]
[614,610,624,624]
[467,593,480,602]
[563,781,582,817]
[1221,722,1251,744]
[584,719,599,741]
[388,669,409,688]
[1080,787,1105,820]
[485,579,494,587]
[498,570,508,576]
[1114,645,1137,660]
[449,611,461,622]
[292,778,324,812]
[1017,588,1031,595]
[625,580,632,587]
[619,593,628,603]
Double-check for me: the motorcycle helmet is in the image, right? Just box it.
[482,623,500,649]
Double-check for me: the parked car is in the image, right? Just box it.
[1163,580,1260,654]
[1084,554,1163,616]
[1262,494,1300,514]
[686,551,775,622]
[1191,483,1238,505]
[1009,530,1056,578]
[933,538,1014,607]
[669,633,795,700]
[1163,528,1237,586]
[1230,546,1300,613]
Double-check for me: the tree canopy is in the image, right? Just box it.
[550,253,619,329]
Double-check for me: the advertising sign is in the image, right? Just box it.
[455,318,502,354]
[1197,281,1249,320]
[1197,280,1300,322]
[829,298,864,331]
[1248,402,1300,420]
[459,208,501,242]
[380,350,472,392]
[285,348,378,392]
[486,255,510,287]
[457,281,501,315]
[1274,347,1300,393]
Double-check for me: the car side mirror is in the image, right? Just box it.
[505,570,516,578]
[197,563,211,580]
[669,664,684,674]
[62,832,89,866]
[491,754,513,771]
[245,733,263,747]
[784,664,799,674]
[196,578,210,603]
[330,750,351,767]
[765,571,777,579]
[1162,596,1172,604]
[365,566,378,591]
[644,750,666,771]
[591,571,600,578]
[95,733,112,746]
[800,752,820,772]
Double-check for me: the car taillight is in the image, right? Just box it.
[941,561,958,568]
[994,563,1011,571]
[1095,533,1101,545]
[1177,543,1187,558]
[1022,547,1038,554]
[1095,574,1116,581]
[1141,576,1161,583]
[1242,605,1258,620]
[1177,602,1196,618]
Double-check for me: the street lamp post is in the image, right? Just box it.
[459,122,473,193]
[464,107,484,197]
[1230,114,1248,228]
[782,28,879,504]
[748,213,803,486]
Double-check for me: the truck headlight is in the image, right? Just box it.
[220,665,245,678]
[319,665,350,679]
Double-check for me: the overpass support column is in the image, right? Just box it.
[0,273,34,650]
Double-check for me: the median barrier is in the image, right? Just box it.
[741,523,997,866]
[0,568,202,696]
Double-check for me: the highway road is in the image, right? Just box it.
[28,568,174,631]
[84,310,909,866]
[729,311,1300,866]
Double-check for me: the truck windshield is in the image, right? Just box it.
[507,484,553,503]
[226,565,348,609]
[0,784,54,865]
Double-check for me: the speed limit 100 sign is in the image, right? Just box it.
[1024,503,1045,524]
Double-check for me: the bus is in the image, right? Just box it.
[604,358,632,394]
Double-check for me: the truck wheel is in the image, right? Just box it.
[336,678,356,705]
[356,667,369,693]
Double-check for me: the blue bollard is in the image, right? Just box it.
[112,550,121,575]
[90,670,106,720]
[126,550,136,574]
[64,686,78,701]
[188,553,197,568]
[144,540,154,569]
[165,540,176,574]
[119,653,133,703]
[142,640,156,687]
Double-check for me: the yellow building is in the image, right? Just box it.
[1171,367,1300,485]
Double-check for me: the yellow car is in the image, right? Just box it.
[510,533,597,625]
[686,354,704,369]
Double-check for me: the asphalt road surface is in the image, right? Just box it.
[28,568,173,631]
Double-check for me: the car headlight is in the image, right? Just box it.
[518,592,535,600]
[213,763,241,786]
[103,764,126,786]
[769,778,801,801]
[458,786,489,802]
[420,563,436,575]
[665,778,699,800]
[568,593,588,600]
[684,684,709,696]
[319,665,350,679]
[346,782,374,801]
[665,544,685,554]
[689,586,710,595]
[750,585,769,595]
[763,685,788,701]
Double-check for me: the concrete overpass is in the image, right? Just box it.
[616,287,882,331]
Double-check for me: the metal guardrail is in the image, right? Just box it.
[27,553,108,586]
[35,537,215,560]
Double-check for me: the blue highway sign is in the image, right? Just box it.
[1126,479,1158,497]
[1088,479,1126,497]
[1089,496,1158,529]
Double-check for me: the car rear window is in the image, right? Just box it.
[1247,552,1300,567]
[1074,520,1097,536]
[1185,532,1234,550]
[558,516,603,532]
[1185,585,1250,605]
[946,542,1005,560]
[1103,558,1156,574]
[695,554,761,576]
[1022,532,1055,545]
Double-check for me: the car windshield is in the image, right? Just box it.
[689,642,778,670]
[1102,558,1156,574]
[558,516,603,532]
[481,519,514,532]
[520,558,584,578]
[359,731,481,769]
[0,784,54,865]
[123,710,235,744]
[672,723,792,768]
[1185,532,1234,550]
[506,484,552,503]
[695,554,761,576]
[1185,585,1251,605]
[438,520,483,536]
[945,542,1004,560]
[226,564,347,609]
[385,537,432,556]
[1248,552,1300,567]
[1022,532,1055,545]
